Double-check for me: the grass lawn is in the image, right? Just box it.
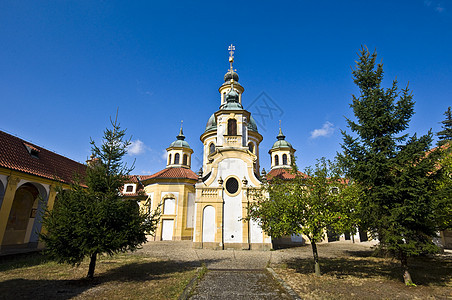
[273,244,452,300]
[0,252,197,299]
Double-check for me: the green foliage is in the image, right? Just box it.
[248,157,360,275]
[434,144,452,230]
[250,158,358,243]
[338,46,442,283]
[40,115,160,277]
[437,107,452,146]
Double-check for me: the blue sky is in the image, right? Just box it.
[1,1,451,175]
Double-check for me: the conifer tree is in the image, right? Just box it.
[40,115,160,278]
[437,106,452,146]
[338,47,440,285]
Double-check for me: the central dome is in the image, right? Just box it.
[204,114,259,133]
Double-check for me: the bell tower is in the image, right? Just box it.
[268,124,296,169]
[166,122,193,168]
[194,45,270,250]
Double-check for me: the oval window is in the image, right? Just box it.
[225,177,239,195]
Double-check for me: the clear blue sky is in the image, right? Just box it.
[1,1,451,175]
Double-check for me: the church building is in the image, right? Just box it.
[125,46,300,250]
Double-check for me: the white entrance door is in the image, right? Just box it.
[161,219,174,241]
[202,206,215,243]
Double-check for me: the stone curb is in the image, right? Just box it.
[178,267,204,300]
[267,267,301,300]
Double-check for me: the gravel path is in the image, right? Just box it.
[136,239,378,269]
[136,240,378,299]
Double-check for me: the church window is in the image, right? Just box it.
[126,185,133,193]
[225,177,239,195]
[282,154,288,165]
[209,143,215,154]
[227,119,237,135]
[163,198,176,214]
[174,153,180,164]
[248,142,254,153]
[183,154,188,165]
[168,154,172,165]
[275,155,279,166]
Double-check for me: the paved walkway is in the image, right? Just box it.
[137,240,377,299]
[190,269,293,299]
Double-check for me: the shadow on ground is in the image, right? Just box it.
[0,253,221,299]
[284,251,452,286]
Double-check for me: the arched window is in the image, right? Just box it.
[227,119,237,136]
[168,154,172,165]
[248,142,254,153]
[209,143,215,154]
[282,154,288,165]
[174,153,180,164]
[183,154,188,165]
[274,155,279,166]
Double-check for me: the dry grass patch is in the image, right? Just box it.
[273,246,452,300]
[0,252,197,299]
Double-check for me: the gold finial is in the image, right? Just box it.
[279,120,282,129]
[228,44,235,71]
[178,120,184,137]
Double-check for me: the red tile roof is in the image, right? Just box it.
[147,167,198,181]
[126,175,154,183]
[0,130,86,184]
[267,168,307,180]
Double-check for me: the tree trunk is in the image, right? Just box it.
[311,242,321,276]
[87,252,97,279]
[400,252,415,286]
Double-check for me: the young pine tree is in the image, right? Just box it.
[338,47,441,285]
[40,115,160,278]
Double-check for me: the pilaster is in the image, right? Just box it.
[37,185,57,249]
[0,175,21,248]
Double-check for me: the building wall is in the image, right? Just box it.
[141,181,196,241]
[0,168,62,251]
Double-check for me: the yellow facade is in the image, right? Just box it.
[0,168,68,251]
[140,178,196,241]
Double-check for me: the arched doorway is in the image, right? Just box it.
[2,183,40,246]
[202,205,215,243]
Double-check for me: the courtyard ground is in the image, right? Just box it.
[0,240,450,299]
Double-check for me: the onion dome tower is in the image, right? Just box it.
[166,122,193,168]
[268,124,296,169]
[200,45,262,175]
[195,45,270,250]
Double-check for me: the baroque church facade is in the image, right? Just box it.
[124,46,298,249]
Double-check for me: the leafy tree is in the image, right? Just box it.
[40,116,160,278]
[437,106,452,146]
[338,47,441,285]
[248,158,359,276]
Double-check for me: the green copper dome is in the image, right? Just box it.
[205,113,217,132]
[222,87,243,110]
[224,70,239,82]
[222,101,243,110]
[169,127,191,148]
[248,115,258,132]
[204,114,259,133]
[271,128,293,149]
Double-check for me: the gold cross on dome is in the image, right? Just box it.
[228,44,235,57]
